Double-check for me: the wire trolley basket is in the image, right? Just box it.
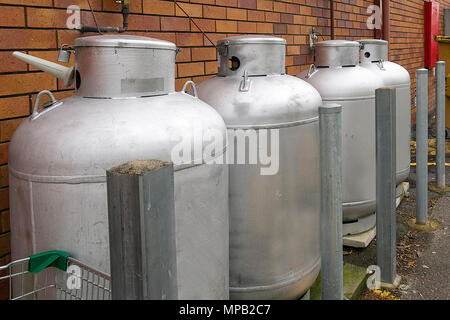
[0,250,111,300]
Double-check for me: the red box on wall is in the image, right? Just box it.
[424,1,439,68]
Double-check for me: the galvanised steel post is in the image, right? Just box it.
[416,69,429,225]
[375,87,397,284]
[107,159,178,300]
[436,61,446,190]
[319,103,343,300]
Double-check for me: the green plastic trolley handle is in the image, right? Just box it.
[28,250,71,274]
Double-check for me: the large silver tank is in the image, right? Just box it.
[9,35,229,299]
[298,40,383,235]
[358,39,411,185]
[196,35,322,299]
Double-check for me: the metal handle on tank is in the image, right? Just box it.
[181,80,198,98]
[305,64,318,79]
[31,90,63,120]
[376,59,386,71]
[239,70,251,92]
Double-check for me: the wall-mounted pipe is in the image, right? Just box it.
[382,0,390,43]
[81,0,129,33]
[330,0,335,40]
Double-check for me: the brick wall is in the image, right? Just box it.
[0,0,448,299]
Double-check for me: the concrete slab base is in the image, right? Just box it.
[381,274,401,289]
[343,182,409,248]
[343,225,376,248]
[310,263,369,300]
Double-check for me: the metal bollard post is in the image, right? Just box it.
[416,69,429,225]
[319,103,343,300]
[436,61,446,190]
[106,159,178,300]
[375,87,398,285]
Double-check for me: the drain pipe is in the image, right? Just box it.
[80,0,130,33]
[382,0,390,43]
[330,0,335,40]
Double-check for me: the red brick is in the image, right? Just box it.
[0,5,24,27]
[176,47,191,62]
[216,20,238,33]
[0,52,27,73]
[0,166,7,188]
[26,8,68,28]
[256,22,273,34]
[127,15,160,31]
[161,17,190,31]
[239,0,257,9]
[143,0,175,16]
[204,5,226,19]
[191,47,217,61]
[0,141,7,164]
[0,73,57,97]
[248,10,264,21]
[81,11,123,28]
[0,232,10,256]
[175,2,202,18]
[103,0,141,13]
[0,0,52,6]
[0,29,56,50]
[176,33,204,47]
[257,0,273,11]
[190,19,216,33]
[54,0,101,10]
[0,118,25,142]
[216,0,237,6]
[178,62,204,77]
[227,8,247,20]
[205,60,218,74]
[265,11,280,22]
[0,96,29,120]
[0,210,9,232]
[238,21,257,33]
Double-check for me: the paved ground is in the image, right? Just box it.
[345,138,450,300]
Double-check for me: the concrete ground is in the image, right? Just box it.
[345,139,450,300]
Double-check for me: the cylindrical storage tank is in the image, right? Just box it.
[9,35,229,299]
[358,39,411,185]
[298,40,383,235]
[196,35,322,299]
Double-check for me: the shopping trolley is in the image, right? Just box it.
[0,250,111,300]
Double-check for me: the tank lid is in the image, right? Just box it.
[357,39,388,63]
[74,35,177,50]
[217,35,286,77]
[314,40,360,67]
[314,40,359,48]
[217,35,286,46]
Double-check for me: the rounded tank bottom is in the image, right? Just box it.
[396,166,410,185]
[343,212,376,235]
[229,257,320,300]
[343,199,376,222]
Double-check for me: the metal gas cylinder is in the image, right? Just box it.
[298,40,384,235]
[9,35,229,299]
[196,35,323,299]
[358,39,411,185]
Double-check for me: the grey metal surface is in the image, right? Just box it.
[319,104,343,300]
[375,87,397,284]
[314,40,360,67]
[107,161,177,300]
[416,69,429,225]
[197,36,322,299]
[73,35,177,50]
[358,39,411,185]
[217,35,286,77]
[436,61,446,189]
[358,39,388,63]
[298,56,383,234]
[9,35,229,300]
